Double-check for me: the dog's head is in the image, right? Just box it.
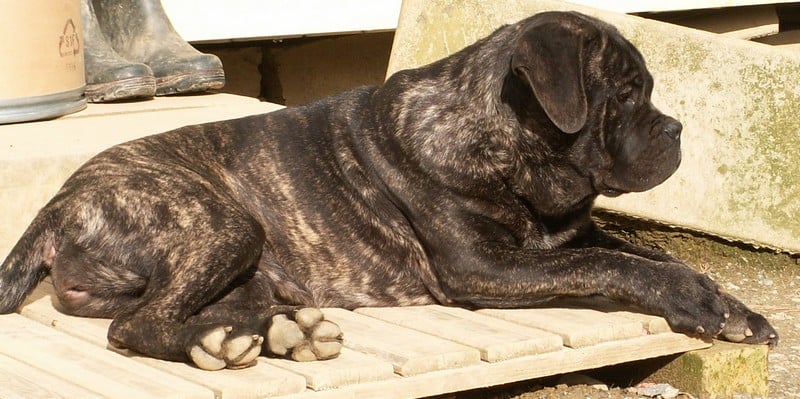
[507,11,681,197]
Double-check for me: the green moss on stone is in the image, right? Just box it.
[726,60,800,239]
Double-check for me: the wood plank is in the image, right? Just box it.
[355,305,563,362]
[262,348,395,391]
[123,353,308,399]
[19,286,308,398]
[477,308,644,348]
[280,333,711,399]
[610,311,673,334]
[322,308,481,376]
[0,354,107,399]
[20,288,112,347]
[0,313,213,399]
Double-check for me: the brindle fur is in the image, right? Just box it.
[0,12,777,369]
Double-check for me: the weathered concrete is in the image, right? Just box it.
[388,0,800,253]
[646,340,770,398]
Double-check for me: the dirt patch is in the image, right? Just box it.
[442,213,800,399]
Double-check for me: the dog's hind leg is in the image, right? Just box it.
[103,207,269,365]
[103,212,342,370]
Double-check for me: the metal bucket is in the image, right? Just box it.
[0,0,86,124]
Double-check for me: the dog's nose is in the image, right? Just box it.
[662,119,682,140]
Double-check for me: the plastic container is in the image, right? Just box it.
[0,0,86,124]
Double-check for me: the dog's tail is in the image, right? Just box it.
[0,211,57,313]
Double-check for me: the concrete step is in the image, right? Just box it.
[389,0,800,253]
[0,94,281,258]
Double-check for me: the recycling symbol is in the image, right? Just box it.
[59,18,80,57]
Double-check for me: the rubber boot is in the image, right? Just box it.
[93,0,225,96]
[82,0,156,102]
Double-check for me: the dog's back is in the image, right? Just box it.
[0,86,441,314]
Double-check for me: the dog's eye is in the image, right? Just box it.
[616,88,635,106]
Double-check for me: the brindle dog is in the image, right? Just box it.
[0,11,777,370]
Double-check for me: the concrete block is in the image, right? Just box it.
[389,0,800,252]
[646,340,770,398]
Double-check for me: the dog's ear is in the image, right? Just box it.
[511,18,589,134]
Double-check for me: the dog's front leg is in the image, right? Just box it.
[561,223,778,345]
[433,243,730,339]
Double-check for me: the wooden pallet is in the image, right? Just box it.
[0,282,710,399]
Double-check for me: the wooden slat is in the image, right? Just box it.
[279,333,711,399]
[15,282,707,399]
[477,308,644,348]
[355,305,563,362]
[610,310,673,334]
[323,308,481,376]
[20,286,308,399]
[0,353,107,399]
[22,287,393,393]
[125,354,308,399]
[20,289,111,347]
[262,348,395,391]
[0,314,213,399]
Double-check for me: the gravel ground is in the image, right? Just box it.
[440,214,799,399]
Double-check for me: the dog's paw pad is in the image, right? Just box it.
[295,307,324,329]
[267,314,305,356]
[267,308,343,362]
[189,326,263,370]
[310,320,344,359]
[718,309,779,346]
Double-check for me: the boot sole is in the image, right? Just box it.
[155,69,225,96]
[86,76,157,103]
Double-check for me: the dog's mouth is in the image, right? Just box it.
[599,187,624,197]
[591,175,628,198]
[596,182,627,198]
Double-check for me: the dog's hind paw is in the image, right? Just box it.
[188,326,264,370]
[267,308,343,362]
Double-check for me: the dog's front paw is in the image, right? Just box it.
[717,292,778,346]
[188,326,264,370]
[656,266,730,339]
[267,308,343,362]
